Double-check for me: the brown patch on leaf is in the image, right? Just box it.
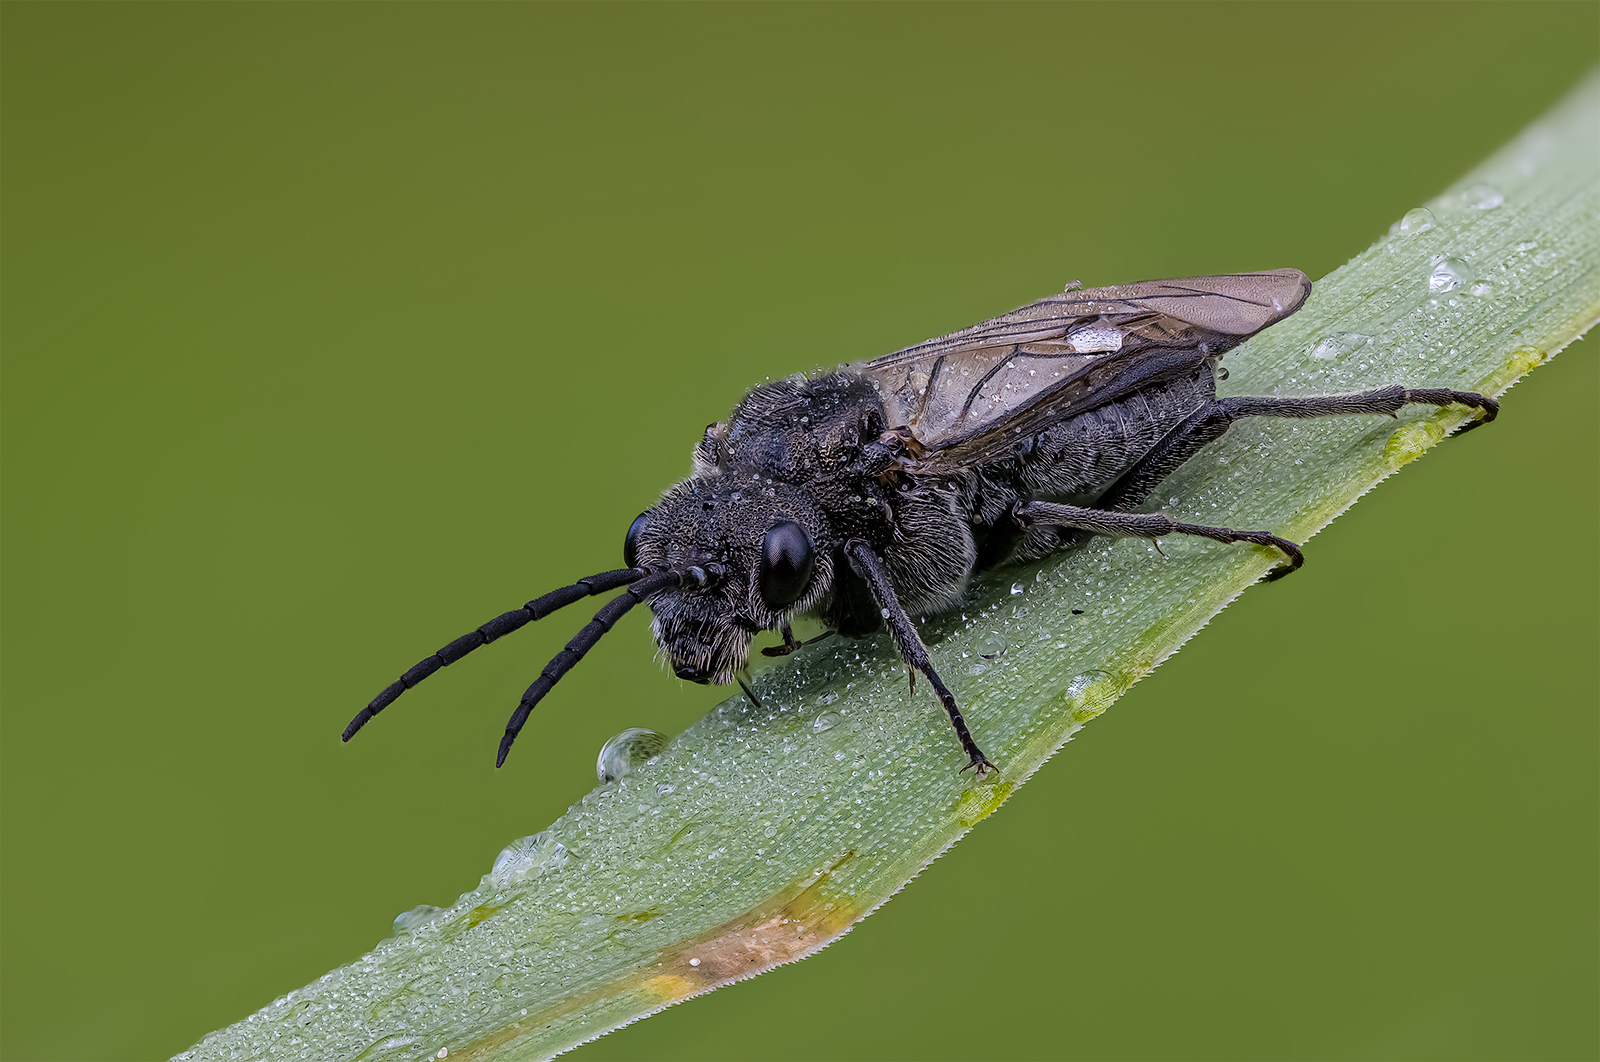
[451,851,861,1061]
[665,849,859,986]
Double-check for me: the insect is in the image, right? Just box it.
[343,270,1496,776]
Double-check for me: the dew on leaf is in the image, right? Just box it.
[597,727,669,784]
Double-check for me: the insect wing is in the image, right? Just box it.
[858,270,1311,469]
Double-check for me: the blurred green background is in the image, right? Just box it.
[3,3,1595,1060]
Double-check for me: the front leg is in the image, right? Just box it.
[759,623,837,658]
[844,538,994,776]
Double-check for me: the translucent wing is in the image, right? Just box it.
[857,270,1311,471]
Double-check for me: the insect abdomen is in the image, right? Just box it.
[1013,366,1217,499]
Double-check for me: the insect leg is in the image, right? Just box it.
[736,674,764,710]
[1095,386,1497,512]
[496,570,680,767]
[1012,501,1305,580]
[843,538,994,776]
[344,567,644,742]
[761,624,801,657]
[759,625,837,658]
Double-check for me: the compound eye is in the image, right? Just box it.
[623,512,649,569]
[758,519,814,610]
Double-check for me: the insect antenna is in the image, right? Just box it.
[498,566,717,767]
[343,567,645,742]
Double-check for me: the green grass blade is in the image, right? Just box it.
[179,69,1600,1062]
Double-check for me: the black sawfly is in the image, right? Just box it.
[343,270,1496,775]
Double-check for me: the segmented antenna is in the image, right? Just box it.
[342,568,644,742]
[496,567,702,767]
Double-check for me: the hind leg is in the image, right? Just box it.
[1096,386,1496,513]
[1016,386,1496,575]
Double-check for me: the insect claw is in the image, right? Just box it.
[960,752,997,778]
[1261,536,1305,581]
[1453,405,1498,434]
[1150,538,1166,557]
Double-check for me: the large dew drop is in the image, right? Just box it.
[596,727,669,783]
[976,632,1008,659]
[1428,257,1473,294]
[392,905,446,935]
[1395,207,1436,235]
[490,832,569,887]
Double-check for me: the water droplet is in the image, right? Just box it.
[976,632,1007,659]
[596,727,669,783]
[816,690,838,706]
[490,832,568,887]
[1516,240,1538,253]
[880,607,890,618]
[1396,207,1435,235]
[1065,324,1124,354]
[1463,183,1504,210]
[689,958,701,967]
[764,824,777,838]
[1010,582,1024,595]
[393,904,446,935]
[812,711,841,733]
[1428,257,1473,294]
[1310,331,1371,361]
